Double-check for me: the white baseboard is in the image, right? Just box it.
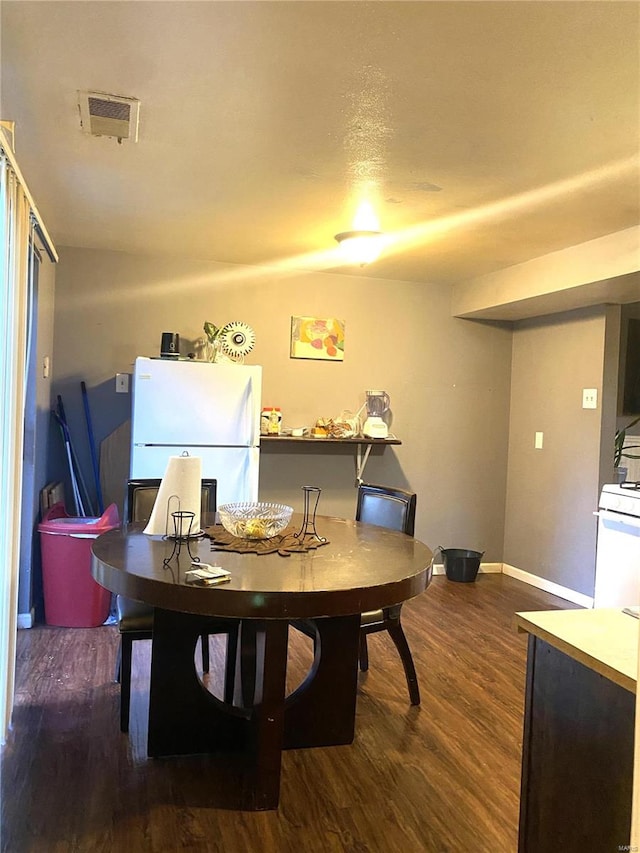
[433,560,593,608]
[17,609,34,629]
[502,563,593,609]
[432,562,502,576]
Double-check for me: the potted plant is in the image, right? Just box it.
[203,321,221,362]
[614,414,640,483]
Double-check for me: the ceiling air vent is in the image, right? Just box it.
[77,91,140,142]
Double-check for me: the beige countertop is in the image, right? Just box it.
[514,608,638,694]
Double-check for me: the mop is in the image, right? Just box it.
[81,381,104,514]
[53,395,95,516]
[52,407,84,516]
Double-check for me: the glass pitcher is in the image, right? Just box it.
[365,390,390,417]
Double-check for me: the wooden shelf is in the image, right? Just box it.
[260,435,401,446]
[260,435,402,483]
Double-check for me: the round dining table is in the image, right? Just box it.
[91,513,432,810]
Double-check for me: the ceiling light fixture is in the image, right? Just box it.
[334,199,384,266]
[334,230,383,266]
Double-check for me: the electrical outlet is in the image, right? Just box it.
[115,373,129,393]
[582,388,598,409]
[535,432,544,449]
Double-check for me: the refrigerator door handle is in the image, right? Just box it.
[133,443,258,450]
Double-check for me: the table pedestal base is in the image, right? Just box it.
[147,609,361,809]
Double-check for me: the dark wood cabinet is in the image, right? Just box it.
[515,610,636,853]
[518,637,634,852]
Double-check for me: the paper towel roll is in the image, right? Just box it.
[143,455,202,536]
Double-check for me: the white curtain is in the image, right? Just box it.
[0,149,33,742]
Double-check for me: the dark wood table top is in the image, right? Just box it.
[91,514,433,620]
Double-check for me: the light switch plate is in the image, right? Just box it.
[115,373,129,393]
[535,432,544,449]
[582,388,598,409]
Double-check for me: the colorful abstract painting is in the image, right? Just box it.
[290,316,345,361]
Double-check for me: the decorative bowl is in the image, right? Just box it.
[218,502,294,540]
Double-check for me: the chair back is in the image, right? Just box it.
[125,478,217,525]
[356,483,416,536]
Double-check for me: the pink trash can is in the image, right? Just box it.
[38,502,120,627]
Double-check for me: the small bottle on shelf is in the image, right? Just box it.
[268,407,282,435]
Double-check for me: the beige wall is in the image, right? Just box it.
[48,246,637,596]
[50,246,513,557]
[503,307,610,595]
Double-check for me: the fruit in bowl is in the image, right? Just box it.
[218,502,294,540]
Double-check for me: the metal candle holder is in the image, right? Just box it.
[163,510,201,566]
[294,485,326,543]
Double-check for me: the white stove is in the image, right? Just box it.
[594,483,640,608]
[599,482,640,515]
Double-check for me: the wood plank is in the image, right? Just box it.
[1,575,579,852]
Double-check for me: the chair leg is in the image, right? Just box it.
[114,638,122,683]
[359,632,369,671]
[386,621,420,706]
[200,633,210,673]
[119,635,133,733]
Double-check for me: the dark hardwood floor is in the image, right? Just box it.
[1,575,579,852]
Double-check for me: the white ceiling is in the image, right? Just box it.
[1,1,639,286]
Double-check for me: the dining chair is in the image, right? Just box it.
[356,483,420,706]
[115,477,237,732]
[293,483,421,705]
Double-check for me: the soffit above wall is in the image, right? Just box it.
[452,227,640,321]
[455,272,640,322]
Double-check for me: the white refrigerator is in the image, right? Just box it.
[130,357,262,505]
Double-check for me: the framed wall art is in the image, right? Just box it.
[290,316,345,361]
